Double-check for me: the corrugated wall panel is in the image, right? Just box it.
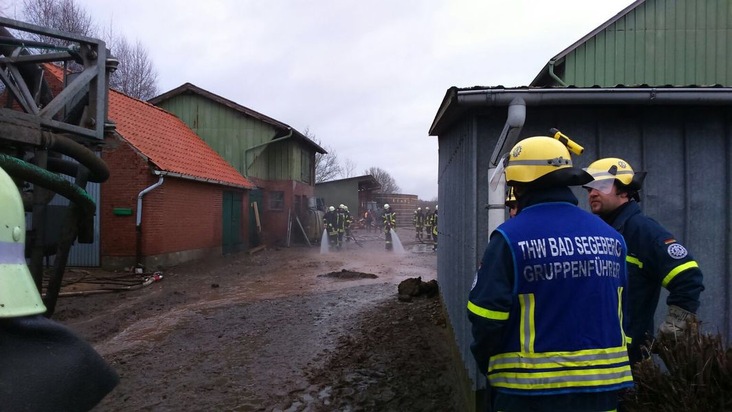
[441,103,732,395]
[436,115,480,390]
[564,0,732,86]
[46,163,101,267]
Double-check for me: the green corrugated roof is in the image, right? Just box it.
[531,0,732,87]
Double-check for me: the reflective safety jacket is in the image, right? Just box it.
[468,194,633,396]
[383,211,396,230]
[603,200,704,362]
[413,211,425,228]
[323,210,338,235]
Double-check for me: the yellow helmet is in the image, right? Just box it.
[0,166,47,318]
[584,157,645,195]
[505,136,591,187]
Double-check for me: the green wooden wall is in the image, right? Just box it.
[157,94,311,182]
[556,0,732,86]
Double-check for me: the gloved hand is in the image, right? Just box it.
[658,305,695,338]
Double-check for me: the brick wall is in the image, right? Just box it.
[141,179,222,255]
[251,179,314,246]
[100,137,148,260]
[101,136,244,269]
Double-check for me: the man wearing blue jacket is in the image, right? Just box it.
[468,136,634,412]
[584,158,705,364]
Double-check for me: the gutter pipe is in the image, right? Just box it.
[487,99,526,235]
[244,128,293,173]
[455,87,732,106]
[548,60,568,87]
[136,173,164,267]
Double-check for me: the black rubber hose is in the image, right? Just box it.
[0,154,95,214]
[41,134,109,183]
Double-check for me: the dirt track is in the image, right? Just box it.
[54,229,465,411]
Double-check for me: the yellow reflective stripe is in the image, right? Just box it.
[626,256,643,268]
[617,287,626,346]
[467,300,509,320]
[518,294,535,353]
[490,365,633,390]
[662,261,699,287]
[489,346,629,371]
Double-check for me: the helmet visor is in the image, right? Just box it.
[583,177,615,194]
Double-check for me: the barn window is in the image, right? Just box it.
[269,191,285,210]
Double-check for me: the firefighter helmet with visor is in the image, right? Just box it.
[584,157,645,195]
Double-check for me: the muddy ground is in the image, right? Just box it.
[53,229,466,411]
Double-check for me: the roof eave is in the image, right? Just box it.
[430,86,732,136]
[153,168,256,190]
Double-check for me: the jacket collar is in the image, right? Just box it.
[518,186,579,212]
[602,200,641,231]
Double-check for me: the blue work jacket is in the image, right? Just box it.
[603,200,704,362]
[468,187,633,396]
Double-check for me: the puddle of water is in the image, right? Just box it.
[410,243,434,253]
[390,229,405,254]
[320,229,329,254]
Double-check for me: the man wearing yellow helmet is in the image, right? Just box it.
[584,157,705,365]
[468,136,633,411]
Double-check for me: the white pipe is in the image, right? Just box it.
[136,174,164,227]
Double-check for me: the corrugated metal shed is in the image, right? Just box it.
[532,0,732,87]
[429,86,732,407]
[315,175,381,215]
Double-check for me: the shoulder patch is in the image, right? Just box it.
[667,243,688,259]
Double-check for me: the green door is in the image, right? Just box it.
[222,191,243,254]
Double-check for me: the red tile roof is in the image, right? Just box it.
[108,90,255,189]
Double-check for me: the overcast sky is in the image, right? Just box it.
[22,0,635,200]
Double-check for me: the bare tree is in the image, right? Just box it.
[306,128,341,183]
[365,166,400,194]
[21,0,96,47]
[106,34,159,100]
[342,159,356,178]
[21,0,159,100]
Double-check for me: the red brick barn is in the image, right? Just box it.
[102,90,256,270]
[149,83,326,247]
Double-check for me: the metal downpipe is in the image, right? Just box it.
[488,100,525,235]
[548,60,568,87]
[136,174,164,267]
[244,128,293,174]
